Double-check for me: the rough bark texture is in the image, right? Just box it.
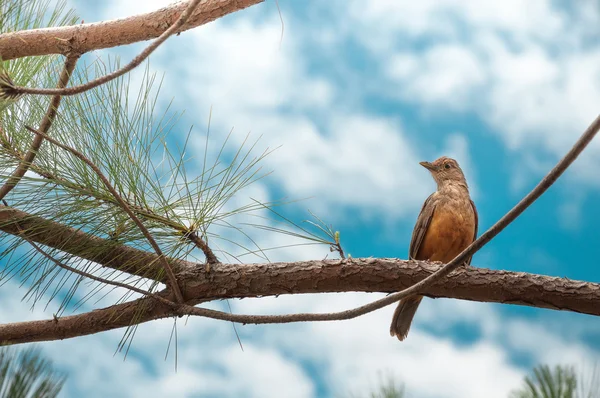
[1,259,599,344]
[0,294,175,344]
[179,259,600,314]
[0,0,264,60]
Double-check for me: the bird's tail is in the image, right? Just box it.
[389,295,423,341]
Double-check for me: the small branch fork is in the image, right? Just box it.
[0,0,203,98]
[185,231,219,268]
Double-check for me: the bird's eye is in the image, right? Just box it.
[444,163,451,169]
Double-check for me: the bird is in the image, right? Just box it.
[389,156,478,341]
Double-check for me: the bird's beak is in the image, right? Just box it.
[419,161,436,171]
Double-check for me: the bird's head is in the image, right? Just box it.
[419,156,468,190]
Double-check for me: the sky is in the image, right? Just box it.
[2,0,600,397]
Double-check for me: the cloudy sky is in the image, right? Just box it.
[3,1,600,397]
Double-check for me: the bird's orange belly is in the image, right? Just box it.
[416,207,475,263]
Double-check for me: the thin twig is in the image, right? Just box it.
[185,231,219,266]
[332,231,345,259]
[275,0,284,50]
[2,0,202,97]
[24,125,185,304]
[0,53,79,200]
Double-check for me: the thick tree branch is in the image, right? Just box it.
[0,205,194,281]
[1,259,600,345]
[0,292,173,345]
[0,0,264,61]
[6,0,205,97]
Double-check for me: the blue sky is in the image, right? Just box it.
[3,0,600,397]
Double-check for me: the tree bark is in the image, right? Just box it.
[1,259,599,344]
[0,0,263,61]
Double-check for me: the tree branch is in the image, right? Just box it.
[0,292,173,345]
[0,205,193,281]
[4,0,205,97]
[185,231,219,266]
[2,259,600,345]
[0,0,263,61]
[0,54,79,199]
[23,235,176,308]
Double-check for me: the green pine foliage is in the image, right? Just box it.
[510,364,600,398]
[0,346,66,398]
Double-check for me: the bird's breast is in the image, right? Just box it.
[416,199,476,263]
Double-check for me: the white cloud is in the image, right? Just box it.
[153,14,438,220]
[76,0,486,223]
[557,193,584,230]
[503,319,596,367]
[317,318,521,398]
[350,0,566,45]
[213,345,315,398]
[346,0,562,70]
[387,45,487,109]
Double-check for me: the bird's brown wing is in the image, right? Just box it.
[408,193,436,260]
[464,199,479,266]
